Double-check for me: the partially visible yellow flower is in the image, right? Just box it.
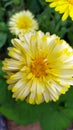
[45,0,73,21]
[2,31,73,104]
[9,10,39,35]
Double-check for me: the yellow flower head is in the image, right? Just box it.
[9,10,39,35]
[2,31,73,104]
[45,0,73,21]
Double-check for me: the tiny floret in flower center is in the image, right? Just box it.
[68,0,73,4]
[30,58,48,78]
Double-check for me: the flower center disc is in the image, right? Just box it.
[16,16,31,29]
[68,0,73,4]
[30,58,48,78]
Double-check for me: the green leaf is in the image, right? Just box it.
[0,32,7,48]
[0,61,6,77]
[25,0,41,14]
[0,78,73,130]
[67,31,73,46]
[0,8,5,21]
[0,79,8,105]
[39,0,48,7]
[0,22,8,31]
[13,0,20,5]
[37,7,52,32]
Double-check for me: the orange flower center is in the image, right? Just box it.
[30,58,48,78]
[68,0,73,4]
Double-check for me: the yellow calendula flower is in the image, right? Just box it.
[9,10,39,35]
[2,31,73,104]
[45,0,73,21]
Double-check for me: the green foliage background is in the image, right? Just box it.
[0,0,73,130]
